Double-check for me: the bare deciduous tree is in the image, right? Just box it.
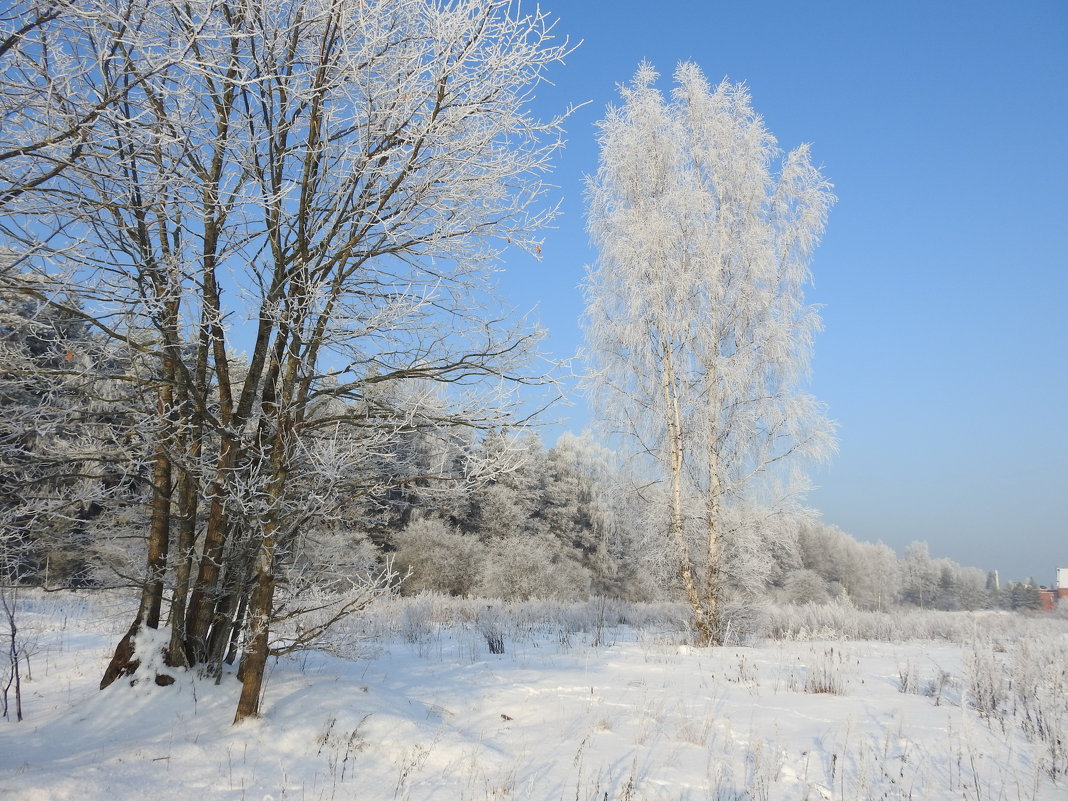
[4,0,572,721]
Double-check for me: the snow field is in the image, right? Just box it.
[2,592,1067,800]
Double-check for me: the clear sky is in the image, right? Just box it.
[494,0,1068,584]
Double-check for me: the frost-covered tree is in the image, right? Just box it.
[902,541,941,608]
[545,432,647,596]
[385,429,653,603]
[1008,579,1042,611]
[583,63,835,645]
[0,0,181,214]
[3,0,572,722]
[948,565,988,611]
[0,275,144,588]
[797,523,901,610]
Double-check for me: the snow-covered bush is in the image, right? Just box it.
[477,536,591,602]
[715,599,768,646]
[780,569,832,605]
[392,518,485,597]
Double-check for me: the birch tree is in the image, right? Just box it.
[4,0,571,721]
[583,63,835,645]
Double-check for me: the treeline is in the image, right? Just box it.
[1,291,1022,615]
[386,441,1033,613]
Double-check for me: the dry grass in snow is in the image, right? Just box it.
[1,591,1067,800]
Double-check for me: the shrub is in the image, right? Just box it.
[780,569,832,605]
[477,536,592,602]
[393,518,486,597]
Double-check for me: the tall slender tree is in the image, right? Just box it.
[583,63,835,645]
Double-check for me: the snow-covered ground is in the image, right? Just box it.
[2,592,1066,800]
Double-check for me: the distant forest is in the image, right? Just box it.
[2,290,1037,614]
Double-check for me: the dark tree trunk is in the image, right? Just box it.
[205,533,254,674]
[101,374,174,686]
[100,619,141,689]
[166,466,198,667]
[183,436,238,663]
[233,553,275,722]
[144,440,172,630]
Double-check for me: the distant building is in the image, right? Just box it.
[1037,569,1068,611]
[1038,588,1057,612]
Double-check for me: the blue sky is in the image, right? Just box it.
[495,0,1068,583]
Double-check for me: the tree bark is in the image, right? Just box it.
[659,340,712,646]
[144,389,173,630]
[703,437,724,646]
[232,541,275,722]
[183,435,238,663]
[101,365,175,686]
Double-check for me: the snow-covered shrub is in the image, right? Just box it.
[477,536,591,602]
[780,569,832,605]
[392,518,486,597]
[716,599,768,645]
[479,606,506,654]
[397,594,438,645]
[898,661,919,694]
[762,599,901,641]
[965,637,1011,725]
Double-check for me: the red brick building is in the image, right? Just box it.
[1039,568,1068,611]
[1039,588,1057,611]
